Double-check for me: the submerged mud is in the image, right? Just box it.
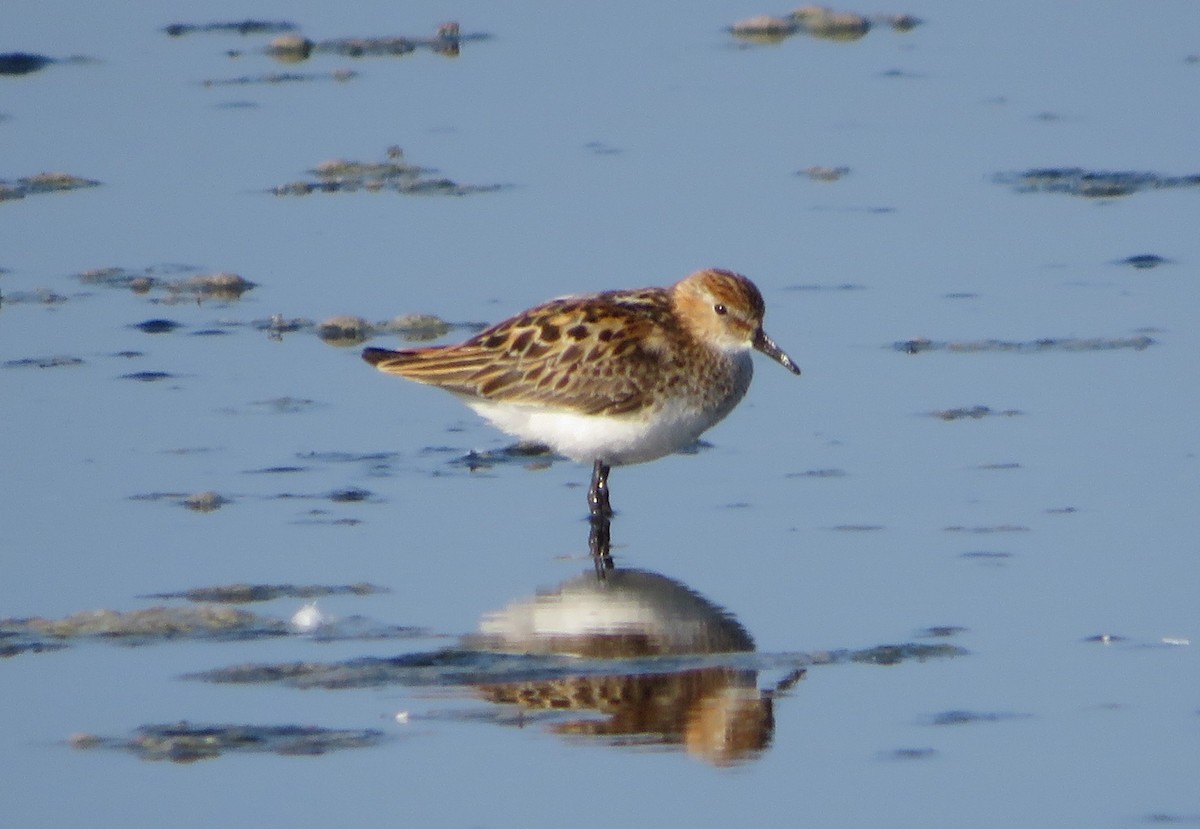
[996,168,1200,198]
[142,582,389,604]
[2,589,421,654]
[79,266,256,302]
[188,641,963,690]
[897,335,1155,354]
[0,172,101,202]
[269,145,506,197]
[163,20,298,37]
[262,22,485,63]
[71,722,385,762]
[731,6,921,44]
[930,405,1022,421]
[201,69,357,87]
[1,605,289,646]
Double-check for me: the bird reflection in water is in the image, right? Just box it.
[463,568,802,766]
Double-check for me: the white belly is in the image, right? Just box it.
[464,352,754,466]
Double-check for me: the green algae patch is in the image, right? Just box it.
[71,722,385,762]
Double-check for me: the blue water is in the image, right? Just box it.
[3,0,1199,826]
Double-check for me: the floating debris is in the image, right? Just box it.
[264,485,378,506]
[1145,814,1200,826]
[931,405,1022,421]
[142,582,387,604]
[202,69,356,87]
[996,168,1200,198]
[72,722,385,762]
[163,20,298,37]
[0,172,100,203]
[0,52,56,75]
[271,145,505,197]
[881,747,937,760]
[1,637,68,658]
[120,371,175,383]
[800,165,851,182]
[731,6,920,44]
[785,468,847,478]
[131,318,183,334]
[290,602,326,632]
[847,643,960,665]
[584,141,623,156]
[958,550,1013,561]
[297,450,400,465]
[264,22,484,64]
[896,335,1155,354]
[247,396,320,414]
[183,491,229,512]
[928,710,1032,726]
[0,287,71,305]
[4,355,84,369]
[919,626,968,638]
[945,525,1028,534]
[785,282,866,292]
[887,13,922,31]
[1117,254,1170,270]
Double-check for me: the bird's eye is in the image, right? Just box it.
[713,303,727,316]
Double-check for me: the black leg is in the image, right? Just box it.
[588,460,613,577]
[587,460,612,519]
[589,511,613,577]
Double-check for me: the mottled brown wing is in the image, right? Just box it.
[362,290,679,416]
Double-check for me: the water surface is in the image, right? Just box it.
[3,1,1199,827]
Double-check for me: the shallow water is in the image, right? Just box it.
[3,0,1200,826]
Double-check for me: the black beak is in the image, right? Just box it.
[754,328,801,375]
